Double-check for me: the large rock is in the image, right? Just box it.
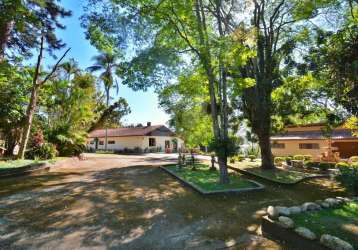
[276,206,291,216]
[302,202,321,211]
[288,206,302,214]
[325,198,340,206]
[294,227,316,240]
[320,234,353,250]
[320,202,330,208]
[336,197,351,203]
[267,206,279,219]
[277,216,294,229]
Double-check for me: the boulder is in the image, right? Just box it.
[336,197,351,203]
[276,206,290,216]
[277,216,294,229]
[321,202,330,208]
[294,227,316,240]
[325,198,340,206]
[288,206,302,214]
[320,234,353,250]
[302,202,321,211]
[267,206,279,219]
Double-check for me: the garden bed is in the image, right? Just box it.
[262,197,357,250]
[161,164,264,194]
[230,162,329,184]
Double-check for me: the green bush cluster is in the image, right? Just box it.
[248,155,256,161]
[274,157,286,165]
[336,162,358,195]
[349,156,358,163]
[305,161,335,171]
[293,155,313,161]
[26,143,58,160]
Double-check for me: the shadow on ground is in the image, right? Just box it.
[0,157,348,250]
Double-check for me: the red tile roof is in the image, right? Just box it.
[88,125,174,138]
[271,129,356,140]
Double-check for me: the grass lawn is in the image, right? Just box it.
[234,161,322,184]
[165,164,259,192]
[0,157,68,170]
[290,201,358,248]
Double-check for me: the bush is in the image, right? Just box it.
[293,155,305,161]
[349,156,358,163]
[305,161,319,169]
[229,157,236,164]
[335,162,350,168]
[336,165,358,195]
[236,154,245,162]
[303,155,313,161]
[285,156,292,165]
[274,157,285,165]
[26,143,57,160]
[318,162,336,171]
[248,155,256,162]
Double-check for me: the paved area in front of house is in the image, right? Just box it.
[0,153,346,249]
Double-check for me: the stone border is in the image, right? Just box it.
[160,165,265,195]
[262,197,357,250]
[228,165,330,185]
[0,162,50,179]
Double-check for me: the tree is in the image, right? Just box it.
[0,0,71,60]
[87,52,121,151]
[17,35,70,159]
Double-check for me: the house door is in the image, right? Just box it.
[165,140,170,149]
[94,138,99,150]
[332,141,358,158]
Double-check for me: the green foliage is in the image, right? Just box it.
[25,143,57,160]
[236,154,245,162]
[303,155,313,161]
[293,155,305,161]
[274,157,286,165]
[208,137,240,159]
[305,161,319,169]
[349,156,358,163]
[318,162,336,171]
[335,162,350,168]
[248,155,256,162]
[336,165,358,195]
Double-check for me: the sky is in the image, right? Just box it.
[43,0,170,126]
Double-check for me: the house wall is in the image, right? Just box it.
[271,139,328,160]
[87,136,184,152]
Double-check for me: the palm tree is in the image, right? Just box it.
[87,52,119,151]
[61,59,80,82]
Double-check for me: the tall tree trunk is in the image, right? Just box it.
[18,86,39,159]
[104,87,110,151]
[0,20,13,61]
[258,131,274,169]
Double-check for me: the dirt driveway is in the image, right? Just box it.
[0,154,346,249]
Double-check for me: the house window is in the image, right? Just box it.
[299,143,319,149]
[271,143,285,149]
[108,141,115,144]
[149,138,156,147]
[165,140,170,148]
[99,141,104,145]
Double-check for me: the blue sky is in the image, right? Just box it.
[43,0,170,126]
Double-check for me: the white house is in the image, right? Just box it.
[87,123,184,153]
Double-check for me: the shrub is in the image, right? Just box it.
[248,155,256,162]
[349,156,358,163]
[133,147,143,154]
[335,162,350,168]
[236,154,245,162]
[318,162,336,171]
[303,155,313,161]
[336,165,358,195]
[305,161,319,169]
[285,156,292,165]
[293,155,305,161]
[229,157,236,164]
[26,143,57,160]
[274,157,285,165]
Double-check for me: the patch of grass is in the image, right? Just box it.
[235,161,320,184]
[0,157,68,170]
[165,164,258,191]
[290,202,358,248]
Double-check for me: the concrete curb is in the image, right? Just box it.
[160,166,265,195]
[228,165,330,185]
